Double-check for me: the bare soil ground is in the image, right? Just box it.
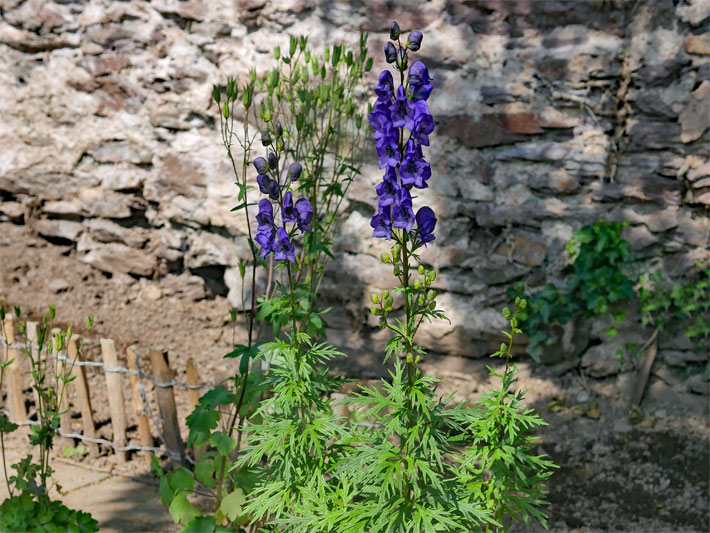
[1,221,708,532]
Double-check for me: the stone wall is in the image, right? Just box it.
[1,0,708,387]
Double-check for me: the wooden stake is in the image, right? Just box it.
[52,328,73,449]
[100,338,128,462]
[149,348,185,464]
[631,329,659,407]
[126,346,154,469]
[185,358,202,410]
[68,337,99,457]
[2,317,27,425]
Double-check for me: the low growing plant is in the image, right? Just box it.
[0,304,98,533]
[509,218,636,361]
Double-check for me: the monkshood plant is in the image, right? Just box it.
[157,33,368,532]
[0,305,98,533]
[267,22,555,532]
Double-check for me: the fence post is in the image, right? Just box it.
[148,348,185,464]
[126,346,154,469]
[68,337,99,457]
[185,358,202,410]
[2,317,27,426]
[100,338,128,463]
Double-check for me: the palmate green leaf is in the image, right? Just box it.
[183,515,216,533]
[168,492,199,525]
[186,405,219,447]
[219,488,246,521]
[194,459,215,489]
[210,431,236,457]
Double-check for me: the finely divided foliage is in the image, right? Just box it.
[154,23,555,533]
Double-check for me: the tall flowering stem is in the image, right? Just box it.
[368,25,439,402]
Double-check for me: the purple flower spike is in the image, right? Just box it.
[281,191,297,223]
[295,198,313,232]
[416,206,436,244]
[376,133,400,169]
[274,227,295,262]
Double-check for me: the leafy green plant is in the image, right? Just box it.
[0,305,98,532]
[639,264,710,351]
[509,219,636,361]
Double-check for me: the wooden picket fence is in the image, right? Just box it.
[0,316,212,468]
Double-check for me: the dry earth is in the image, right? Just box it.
[1,220,708,532]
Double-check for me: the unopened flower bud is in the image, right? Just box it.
[275,120,283,137]
[426,289,436,301]
[385,296,393,310]
[380,252,390,264]
[418,296,425,305]
[288,162,302,181]
[384,42,396,64]
[261,131,272,146]
[407,30,423,51]
[379,317,387,329]
[392,243,401,259]
[370,305,378,315]
[268,152,277,169]
[415,355,421,364]
[418,265,425,275]
[390,21,400,41]
[253,157,268,174]
[395,47,407,70]
[406,352,414,364]
[428,301,436,310]
[393,266,401,276]
[382,290,389,300]
[430,271,436,282]
[413,279,422,290]
[370,294,379,304]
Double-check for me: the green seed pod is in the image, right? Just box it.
[273,45,280,60]
[289,35,297,56]
[380,252,390,264]
[371,294,379,304]
[324,46,330,62]
[365,57,373,72]
[300,35,307,51]
[320,65,326,79]
[355,114,363,128]
[212,84,221,104]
